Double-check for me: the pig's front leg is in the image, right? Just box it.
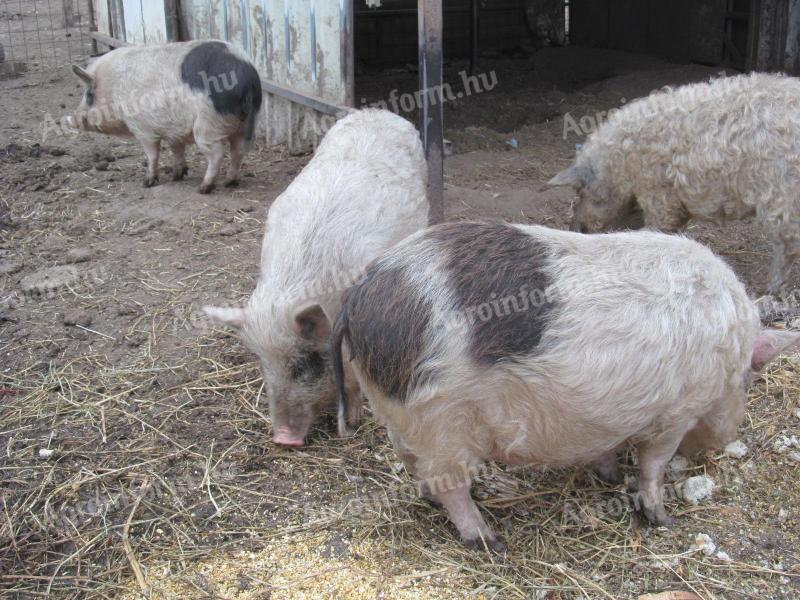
[636,424,692,526]
[138,138,161,188]
[437,483,505,553]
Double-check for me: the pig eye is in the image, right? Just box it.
[85,90,95,106]
[288,351,326,381]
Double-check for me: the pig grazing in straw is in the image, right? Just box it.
[548,72,800,294]
[71,40,262,193]
[332,221,799,550]
[205,109,427,447]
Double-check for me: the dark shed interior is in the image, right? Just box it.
[354,0,798,73]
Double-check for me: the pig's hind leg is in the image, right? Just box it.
[194,121,226,194]
[198,142,225,194]
[408,422,502,550]
[386,429,440,507]
[139,138,161,187]
[170,142,189,181]
[591,448,623,485]
[223,133,247,188]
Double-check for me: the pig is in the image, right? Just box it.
[70,40,262,193]
[204,109,427,447]
[547,72,800,294]
[331,221,800,550]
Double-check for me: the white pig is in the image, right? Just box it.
[205,109,428,446]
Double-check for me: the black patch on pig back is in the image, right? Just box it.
[288,349,327,382]
[343,264,435,403]
[428,222,556,366]
[180,41,263,120]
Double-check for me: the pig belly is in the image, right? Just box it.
[481,403,633,468]
[486,437,618,468]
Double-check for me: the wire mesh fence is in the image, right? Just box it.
[1,0,94,73]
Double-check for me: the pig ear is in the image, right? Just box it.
[547,164,594,189]
[751,329,800,371]
[203,306,246,330]
[72,65,94,85]
[293,303,331,342]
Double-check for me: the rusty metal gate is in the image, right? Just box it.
[0,0,94,74]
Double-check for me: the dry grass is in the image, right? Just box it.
[1,335,799,599]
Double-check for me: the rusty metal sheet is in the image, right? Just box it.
[122,0,168,45]
[245,0,353,150]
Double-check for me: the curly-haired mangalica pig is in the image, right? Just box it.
[332,221,799,550]
[70,40,262,193]
[548,73,800,294]
[205,109,427,447]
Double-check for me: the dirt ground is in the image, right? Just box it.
[1,46,799,599]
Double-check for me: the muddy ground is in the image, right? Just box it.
[1,47,798,599]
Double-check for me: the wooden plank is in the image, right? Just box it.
[62,0,76,28]
[109,0,126,42]
[165,0,180,41]
[140,2,169,43]
[89,31,129,48]
[419,0,444,225]
[785,0,800,73]
[93,0,112,37]
[122,0,144,44]
[261,78,349,116]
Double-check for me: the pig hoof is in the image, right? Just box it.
[143,175,159,188]
[198,182,216,194]
[465,536,506,554]
[642,507,675,527]
[223,177,240,188]
[172,166,189,181]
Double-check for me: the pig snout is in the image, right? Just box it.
[273,426,305,447]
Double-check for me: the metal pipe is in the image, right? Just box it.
[418,0,444,225]
[470,0,479,75]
